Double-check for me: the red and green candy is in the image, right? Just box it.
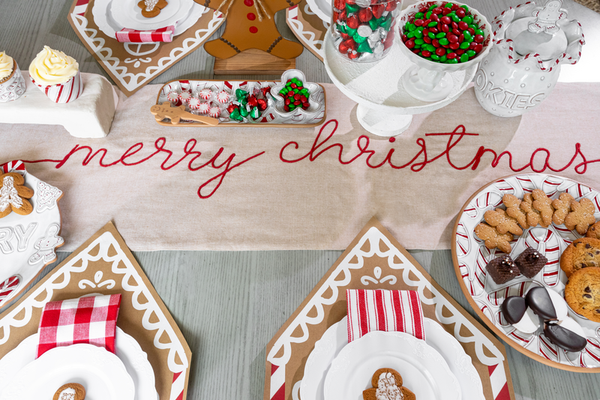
[401,2,485,64]
[279,78,310,112]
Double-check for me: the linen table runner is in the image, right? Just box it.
[346,289,425,342]
[37,294,121,357]
[2,82,599,252]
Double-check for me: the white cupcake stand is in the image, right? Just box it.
[323,1,491,137]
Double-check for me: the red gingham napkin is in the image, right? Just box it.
[346,289,425,343]
[37,294,121,358]
[115,25,175,43]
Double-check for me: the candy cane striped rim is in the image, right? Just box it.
[0,159,26,174]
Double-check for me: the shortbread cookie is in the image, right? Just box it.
[363,368,416,400]
[474,223,513,254]
[565,198,596,235]
[586,221,600,239]
[503,194,528,229]
[552,193,574,225]
[532,189,553,227]
[520,193,542,228]
[560,237,600,278]
[0,172,34,218]
[565,267,600,322]
[53,383,85,400]
[484,208,523,236]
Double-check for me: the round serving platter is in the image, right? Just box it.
[452,173,600,372]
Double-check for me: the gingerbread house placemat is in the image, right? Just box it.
[68,0,224,96]
[286,2,327,61]
[0,222,192,400]
[264,217,515,400]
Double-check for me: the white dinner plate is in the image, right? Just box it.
[306,0,331,23]
[0,328,157,400]
[93,0,205,38]
[302,317,482,400]
[0,343,135,400]
[110,0,194,31]
[323,330,461,400]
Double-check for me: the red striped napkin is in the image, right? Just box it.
[115,25,175,43]
[346,289,425,343]
[37,294,121,358]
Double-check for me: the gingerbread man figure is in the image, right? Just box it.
[200,0,304,59]
[28,223,64,265]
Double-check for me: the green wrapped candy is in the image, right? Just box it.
[357,41,372,53]
[346,3,359,14]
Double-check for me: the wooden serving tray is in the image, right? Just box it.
[154,78,327,128]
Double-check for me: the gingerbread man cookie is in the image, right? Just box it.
[474,223,513,254]
[28,223,64,265]
[520,193,543,228]
[503,194,528,230]
[53,383,85,400]
[552,192,573,225]
[532,189,554,228]
[484,208,523,236]
[363,368,415,400]
[137,0,168,18]
[565,198,596,235]
[203,0,304,60]
[0,172,34,218]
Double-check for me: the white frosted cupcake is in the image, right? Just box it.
[29,46,82,103]
[0,52,26,102]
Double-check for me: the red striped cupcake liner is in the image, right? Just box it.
[31,71,83,103]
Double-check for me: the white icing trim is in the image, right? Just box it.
[0,230,188,400]
[266,227,505,369]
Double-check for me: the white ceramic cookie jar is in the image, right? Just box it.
[473,0,584,117]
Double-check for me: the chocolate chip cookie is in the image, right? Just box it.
[560,237,600,278]
[565,267,600,323]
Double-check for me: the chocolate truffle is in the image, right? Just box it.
[515,248,547,278]
[487,255,519,285]
[501,296,527,325]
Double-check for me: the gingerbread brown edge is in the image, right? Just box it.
[263,216,517,400]
[451,173,600,374]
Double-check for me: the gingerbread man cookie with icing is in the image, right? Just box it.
[137,0,169,18]
[53,383,85,400]
[202,0,304,60]
[363,368,415,400]
[0,172,33,218]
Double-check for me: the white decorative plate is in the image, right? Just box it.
[453,173,600,370]
[0,161,63,307]
[301,317,482,400]
[110,0,194,31]
[306,0,331,23]
[93,0,206,38]
[0,343,135,400]
[0,328,157,400]
[323,331,461,400]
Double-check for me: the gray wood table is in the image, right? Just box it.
[1,0,600,399]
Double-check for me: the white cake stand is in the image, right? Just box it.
[324,8,495,136]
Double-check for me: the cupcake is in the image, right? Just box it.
[29,46,82,103]
[0,52,26,103]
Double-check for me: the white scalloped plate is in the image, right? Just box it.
[453,173,600,370]
[110,0,194,31]
[301,317,483,400]
[0,343,135,400]
[0,328,157,400]
[323,330,461,400]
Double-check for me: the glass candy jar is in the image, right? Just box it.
[330,0,402,62]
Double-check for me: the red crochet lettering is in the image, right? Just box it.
[280,121,600,173]
[26,137,265,199]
